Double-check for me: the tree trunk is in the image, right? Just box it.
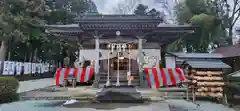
[33,48,38,62]
[24,51,27,62]
[0,41,8,61]
[228,27,233,45]
[24,44,29,62]
[7,51,11,61]
[7,39,13,61]
[29,51,33,62]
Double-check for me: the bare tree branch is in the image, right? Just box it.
[232,10,240,26]
[230,0,238,22]
[112,0,140,14]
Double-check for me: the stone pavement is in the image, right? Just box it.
[196,101,236,111]
[1,99,238,111]
[19,86,98,100]
[19,85,165,102]
[18,78,55,93]
[16,79,238,111]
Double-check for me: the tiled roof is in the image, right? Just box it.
[76,15,163,31]
[185,60,231,69]
[76,14,162,21]
[169,52,223,59]
[228,70,240,77]
[46,24,79,28]
[45,24,82,35]
[214,43,240,57]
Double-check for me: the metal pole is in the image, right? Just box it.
[128,45,131,86]
[106,47,110,86]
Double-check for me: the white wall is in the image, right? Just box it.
[165,55,176,68]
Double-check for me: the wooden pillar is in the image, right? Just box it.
[160,44,166,68]
[95,37,100,74]
[138,37,144,87]
[93,36,100,88]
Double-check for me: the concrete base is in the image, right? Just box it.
[92,74,100,88]
[95,85,144,103]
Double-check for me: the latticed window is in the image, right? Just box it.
[112,57,128,71]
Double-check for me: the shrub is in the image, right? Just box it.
[0,77,19,103]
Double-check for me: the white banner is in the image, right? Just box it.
[28,63,31,74]
[35,63,39,73]
[35,63,39,74]
[38,63,41,73]
[0,61,2,75]
[16,62,21,75]
[3,61,9,75]
[2,61,51,75]
[31,63,36,74]
[44,63,49,72]
[40,63,44,73]
[19,62,23,75]
[1,61,51,75]
[46,63,50,72]
[8,61,15,75]
[24,62,29,74]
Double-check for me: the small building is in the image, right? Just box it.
[214,43,240,72]
[167,52,227,68]
[45,14,197,88]
[166,52,231,100]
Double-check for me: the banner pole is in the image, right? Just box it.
[106,44,111,86]
[116,45,120,86]
[128,44,131,86]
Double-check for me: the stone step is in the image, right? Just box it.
[140,89,191,100]
[99,78,140,83]
[99,76,139,78]
[157,88,188,92]
[100,77,140,81]
[99,76,139,79]
[99,73,139,76]
[99,80,140,83]
[95,87,143,103]
[99,82,140,88]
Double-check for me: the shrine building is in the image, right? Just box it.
[46,14,197,88]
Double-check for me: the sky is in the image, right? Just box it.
[92,0,177,14]
[92,0,121,14]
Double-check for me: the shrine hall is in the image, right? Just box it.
[45,14,197,88]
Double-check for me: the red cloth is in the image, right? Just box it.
[144,68,185,88]
[55,67,94,86]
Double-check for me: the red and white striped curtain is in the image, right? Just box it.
[55,67,94,86]
[144,68,185,88]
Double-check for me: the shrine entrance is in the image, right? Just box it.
[111,56,129,71]
[109,51,130,78]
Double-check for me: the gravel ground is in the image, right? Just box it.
[18,78,55,93]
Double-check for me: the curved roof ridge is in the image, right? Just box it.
[45,24,79,28]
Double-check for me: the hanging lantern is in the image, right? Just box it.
[117,44,121,52]
[107,44,111,49]
[111,43,115,52]
[122,44,127,52]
